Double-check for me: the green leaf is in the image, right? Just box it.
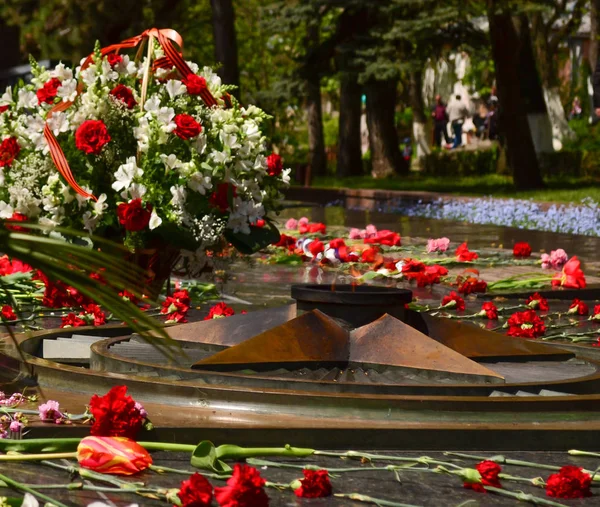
[224,221,280,255]
[190,441,232,473]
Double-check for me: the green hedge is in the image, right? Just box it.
[421,147,499,176]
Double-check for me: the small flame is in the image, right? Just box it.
[351,281,357,293]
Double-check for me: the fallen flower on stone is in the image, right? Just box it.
[77,436,152,476]
[161,288,191,323]
[204,302,235,320]
[364,230,401,247]
[541,249,568,270]
[526,293,550,311]
[60,312,87,328]
[293,469,332,498]
[89,385,145,439]
[457,277,487,294]
[1,305,17,321]
[513,242,532,258]
[463,460,502,493]
[506,310,546,338]
[455,242,478,262]
[551,256,586,289]
[592,305,600,321]
[214,464,269,507]
[545,465,592,499]
[441,291,465,312]
[426,237,450,253]
[567,298,589,316]
[38,400,64,423]
[177,472,213,507]
[479,302,498,320]
[299,222,326,235]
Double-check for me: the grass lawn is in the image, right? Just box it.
[311,174,600,204]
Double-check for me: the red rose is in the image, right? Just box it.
[174,114,202,140]
[441,291,465,311]
[546,465,591,499]
[464,460,502,493]
[307,239,324,257]
[89,385,145,439]
[36,77,61,105]
[75,120,111,155]
[109,84,136,109]
[526,292,549,311]
[214,464,269,507]
[480,302,498,320]
[266,153,283,176]
[552,256,586,289]
[106,53,123,67]
[1,305,16,321]
[60,312,87,328]
[116,199,152,232]
[458,277,487,294]
[0,105,9,113]
[455,242,478,262]
[513,241,532,258]
[568,298,589,316]
[0,137,20,167]
[506,310,546,338]
[209,183,237,212]
[177,472,213,507]
[184,74,208,95]
[203,301,235,320]
[5,212,28,232]
[294,469,332,498]
[364,230,401,247]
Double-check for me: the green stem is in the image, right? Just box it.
[41,460,142,489]
[483,485,568,506]
[0,438,82,453]
[314,451,462,468]
[139,441,196,453]
[0,471,70,507]
[0,452,76,461]
[334,493,423,507]
[149,464,230,480]
[215,444,315,460]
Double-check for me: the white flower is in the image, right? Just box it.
[100,59,118,83]
[143,95,161,114]
[21,493,39,507]
[17,89,37,109]
[0,201,14,218]
[82,210,99,232]
[80,66,98,86]
[188,172,213,195]
[57,79,78,102]
[0,168,4,186]
[210,150,230,165]
[242,120,261,143]
[0,86,13,105]
[51,62,73,81]
[170,185,187,208]
[115,55,138,76]
[123,183,146,200]
[149,210,162,230]
[195,133,207,154]
[47,111,69,135]
[165,79,186,99]
[75,188,93,209]
[227,212,250,234]
[160,154,183,171]
[220,131,240,151]
[93,193,108,215]
[281,168,291,185]
[112,157,143,192]
[157,106,176,132]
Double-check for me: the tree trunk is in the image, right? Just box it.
[487,2,543,190]
[366,79,407,178]
[210,0,240,97]
[408,69,431,162]
[337,73,363,177]
[590,0,600,71]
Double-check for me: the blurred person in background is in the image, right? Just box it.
[431,95,451,148]
[446,94,470,149]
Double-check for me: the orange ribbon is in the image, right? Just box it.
[44,28,219,201]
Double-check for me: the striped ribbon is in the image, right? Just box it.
[43,28,220,200]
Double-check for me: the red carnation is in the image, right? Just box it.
[506,310,546,338]
[116,199,152,232]
[458,277,487,294]
[0,137,20,167]
[307,239,324,257]
[89,385,145,439]
[298,222,326,235]
[272,234,296,251]
[1,305,17,321]
[5,212,28,232]
[364,230,401,247]
[552,256,586,289]
[36,77,61,105]
[82,303,107,326]
[593,305,600,321]
[455,242,478,262]
[214,464,269,507]
[209,183,237,212]
[75,120,111,155]
[177,472,213,507]
[266,153,283,177]
[110,84,136,109]
[441,291,465,311]
[546,465,591,499]
[464,460,502,493]
[294,469,332,498]
[106,53,123,67]
[184,74,208,95]
[161,289,191,323]
[480,302,498,320]
[526,292,549,311]
[60,312,87,328]
[361,246,379,263]
[568,298,589,316]
[174,114,202,140]
[513,242,532,258]
[204,302,235,320]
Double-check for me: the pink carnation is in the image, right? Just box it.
[364,224,378,238]
[285,218,298,230]
[298,217,309,226]
[427,237,450,253]
[349,228,362,239]
[38,400,62,421]
[9,420,23,433]
[542,249,568,270]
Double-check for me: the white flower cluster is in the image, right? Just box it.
[0,44,288,254]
